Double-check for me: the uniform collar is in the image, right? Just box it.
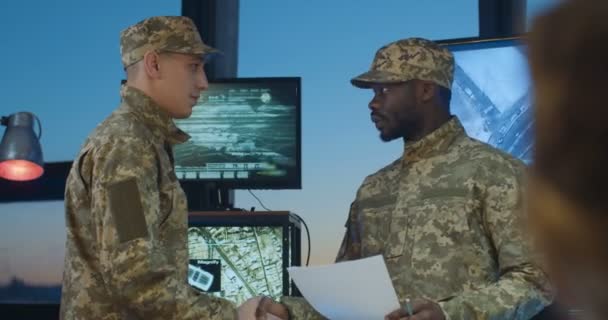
[120,85,190,145]
[402,116,465,165]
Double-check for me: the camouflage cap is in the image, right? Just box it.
[351,38,454,90]
[120,16,218,68]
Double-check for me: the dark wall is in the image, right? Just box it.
[182,0,239,80]
[479,0,526,38]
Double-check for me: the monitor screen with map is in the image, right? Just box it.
[186,212,300,305]
[187,226,284,304]
[441,36,533,163]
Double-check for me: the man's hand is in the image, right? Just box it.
[237,297,262,320]
[384,298,445,320]
[255,296,289,320]
[237,296,289,320]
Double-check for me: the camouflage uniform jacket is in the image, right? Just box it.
[282,117,553,319]
[60,86,237,320]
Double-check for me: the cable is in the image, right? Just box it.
[289,212,311,267]
[248,189,271,211]
[247,189,311,266]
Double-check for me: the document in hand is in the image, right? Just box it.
[287,255,400,320]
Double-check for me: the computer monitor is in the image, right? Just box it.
[438,36,533,163]
[187,212,301,305]
[174,77,302,189]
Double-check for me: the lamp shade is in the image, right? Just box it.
[0,112,44,181]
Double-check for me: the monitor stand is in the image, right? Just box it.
[182,182,235,211]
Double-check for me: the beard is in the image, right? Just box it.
[378,119,418,142]
[379,130,400,142]
[373,112,403,142]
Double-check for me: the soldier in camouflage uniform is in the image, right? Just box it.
[60,16,241,319]
[258,38,554,319]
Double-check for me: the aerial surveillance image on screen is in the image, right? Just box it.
[174,79,300,188]
[447,39,533,164]
[187,226,284,305]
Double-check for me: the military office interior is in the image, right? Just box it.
[0,0,568,319]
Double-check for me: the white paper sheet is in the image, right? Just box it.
[287,255,400,320]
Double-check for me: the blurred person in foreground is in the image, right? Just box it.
[527,1,608,320]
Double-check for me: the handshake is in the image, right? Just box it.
[236,296,289,320]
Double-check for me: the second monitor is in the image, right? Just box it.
[174,77,302,190]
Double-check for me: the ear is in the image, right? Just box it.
[142,51,162,79]
[415,80,436,104]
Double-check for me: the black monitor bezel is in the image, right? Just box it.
[436,35,525,51]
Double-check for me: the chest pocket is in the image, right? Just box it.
[385,196,477,259]
[158,181,189,262]
[158,174,176,221]
[158,180,188,228]
[157,141,181,228]
[358,204,393,256]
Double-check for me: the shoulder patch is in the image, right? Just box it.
[109,178,149,243]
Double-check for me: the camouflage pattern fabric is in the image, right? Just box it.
[120,16,218,68]
[351,38,454,90]
[60,86,237,319]
[281,117,553,319]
